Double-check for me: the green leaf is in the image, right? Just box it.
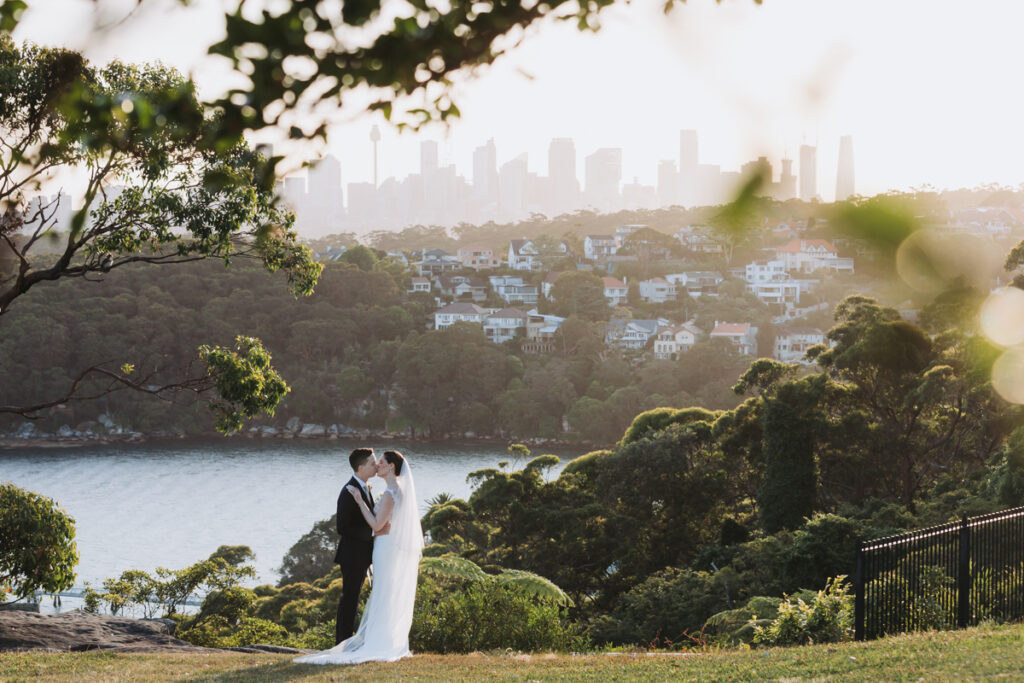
[496,569,573,606]
[419,555,488,581]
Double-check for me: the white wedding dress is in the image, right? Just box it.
[294,463,424,665]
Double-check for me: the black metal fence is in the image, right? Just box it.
[854,506,1024,640]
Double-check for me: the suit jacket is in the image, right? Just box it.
[334,475,375,567]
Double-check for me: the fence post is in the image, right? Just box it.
[958,514,971,629]
[854,541,865,641]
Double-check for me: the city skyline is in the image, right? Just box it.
[14,1,1024,211]
[279,130,847,236]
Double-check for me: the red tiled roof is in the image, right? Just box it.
[603,276,626,288]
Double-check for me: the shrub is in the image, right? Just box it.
[279,598,316,632]
[178,615,290,648]
[411,577,585,653]
[590,568,728,647]
[226,617,290,647]
[865,564,954,634]
[784,514,863,591]
[198,586,257,626]
[82,547,256,618]
[253,582,324,622]
[752,576,853,646]
[0,483,79,602]
[704,595,783,645]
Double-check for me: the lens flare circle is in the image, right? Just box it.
[980,287,1024,347]
[992,347,1024,405]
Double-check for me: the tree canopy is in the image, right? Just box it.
[0,37,321,428]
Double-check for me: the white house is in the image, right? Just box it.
[614,224,646,246]
[666,271,723,298]
[774,327,826,364]
[434,302,487,330]
[710,321,759,356]
[773,239,854,274]
[435,273,472,297]
[674,226,724,254]
[523,309,565,354]
[638,277,677,303]
[508,239,568,271]
[605,318,669,350]
[602,276,629,306]
[408,276,431,294]
[457,245,501,270]
[542,271,565,298]
[745,259,788,283]
[584,235,618,261]
[453,277,488,302]
[484,308,528,343]
[416,250,461,276]
[743,259,804,305]
[489,275,539,306]
[746,280,804,305]
[653,322,702,360]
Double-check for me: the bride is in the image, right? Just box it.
[295,450,424,665]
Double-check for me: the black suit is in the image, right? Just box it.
[335,475,375,644]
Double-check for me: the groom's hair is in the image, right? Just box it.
[349,448,374,471]
[383,450,405,476]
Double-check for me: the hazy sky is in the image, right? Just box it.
[15,0,1024,201]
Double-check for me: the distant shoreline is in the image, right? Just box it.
[0,429,596,452]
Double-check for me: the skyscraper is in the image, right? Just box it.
[741,156,773,188]
[472,138,498,205]
[499,153,529,221]
[799,144,817,201]
[307,154,343,236]
[420,140,439,176]
[777,158,796,200]
[678,129,699,206]
[836,135,855,201]
[584,148,622,212]
[548,137,578,216]
[657,160,678,207]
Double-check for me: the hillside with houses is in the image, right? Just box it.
[6,194,1020,445]
[308,194,1021,375]
[318,219,875,365]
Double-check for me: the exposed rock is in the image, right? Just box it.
[0,610,201,653]
[15,422,35,438]
[286,417,302,433]
[98,414,115,428]
[299,424,326,437]
[57,425,74,438]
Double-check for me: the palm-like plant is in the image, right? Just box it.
[419,555,572,606]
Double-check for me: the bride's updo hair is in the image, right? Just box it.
[383,450,405,476]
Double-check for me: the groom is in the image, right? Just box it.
[334,447,389,644]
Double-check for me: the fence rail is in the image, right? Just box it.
[854,505,1024,640]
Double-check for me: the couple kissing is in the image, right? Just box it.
[294,448,424,665]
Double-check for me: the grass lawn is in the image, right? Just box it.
[2,623,1024,681]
